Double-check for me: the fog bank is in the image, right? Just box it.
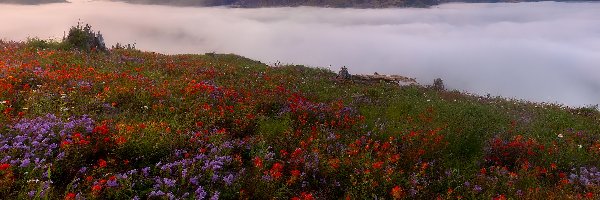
[1,1,599,107]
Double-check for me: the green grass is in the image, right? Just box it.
[2,38,600,199]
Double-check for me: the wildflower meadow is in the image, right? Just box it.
[1,29,600,199]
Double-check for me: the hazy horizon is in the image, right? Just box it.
[1,1,599,107]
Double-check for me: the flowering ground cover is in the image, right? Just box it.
[1,39,600,199]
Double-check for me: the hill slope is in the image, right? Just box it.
[1,40,599,199]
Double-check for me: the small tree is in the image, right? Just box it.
[432,78,445,91]
[63,22,107,52]
[337,66,351,80]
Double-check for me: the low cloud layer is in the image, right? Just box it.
[1,1,599,107]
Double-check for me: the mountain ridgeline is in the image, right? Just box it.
[113,0,441,8]
[111,0,598,8]
[1,0,597,7]
[0,0,66,4]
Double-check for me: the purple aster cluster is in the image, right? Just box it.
[66,131,248,199]
[568,166,600,189]
[0,114,95,198]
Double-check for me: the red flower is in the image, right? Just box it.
[78,139,90,145]
[92,184,102,193]
[559,172,566,179]
[372,161,384,169]
[64,193,76,200]
[300,192,314,200]
[329,159,340,169]
[3,107,13,115]
[389,154,400,163]
[0,163,10,171]
[60,140,71,148]
[391,186,405,199]
[116,136,127,145]
[93,124,109,135]
[98,159,107,168]
[291,169,301,177]
[253,156,263,168]
[493,194,507,200]
[280,149,288,157]
[291,148,303,158]
[270,162,284,179]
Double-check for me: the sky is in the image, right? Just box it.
[0,1,599,107]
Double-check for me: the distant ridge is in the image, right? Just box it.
[110,0,600,8]
[0,0,67,4]
[2,0,597,7]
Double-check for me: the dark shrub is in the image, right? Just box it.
[63,22,107,52]
[432,78,445,91]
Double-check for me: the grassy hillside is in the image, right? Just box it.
[1,39,600,199]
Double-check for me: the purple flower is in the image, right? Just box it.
[28,190,36,197]
[223,174,234,186]
[203,160,223,171]
[210,191,220,200]
[163,178,176,188]
[264,152,275,161]
[20,158,30,167]
[149,190,166,197]
[195,186,207,199]
[211,174,220,183]
[409,188,418,196]
[190,176,199,186]
[56,152,65,160]
[473,185,482,192]
[182,168,188,178]
[262,174,273,181]
[142,167,150,177]
[221,141,233,149]
[166,192,175,200]
[107,179,119,187]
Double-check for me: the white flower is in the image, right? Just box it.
[558,134,564,138]
[578,144,583,149]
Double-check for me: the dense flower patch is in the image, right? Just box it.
[1,40,600,199]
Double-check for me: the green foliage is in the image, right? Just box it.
[25,37,66,50]
[432,78,445,91]
[24,23,107,52]
[63,22,107,52]
[2,39,600,199]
